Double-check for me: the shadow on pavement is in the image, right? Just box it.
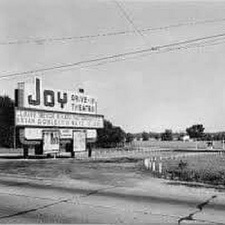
[0,155,72,159]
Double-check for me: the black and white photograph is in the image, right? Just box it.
[0,0,225,224]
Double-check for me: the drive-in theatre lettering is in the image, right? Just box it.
[25,78,97,114]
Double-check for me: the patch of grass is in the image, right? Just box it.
[162,154,225,186]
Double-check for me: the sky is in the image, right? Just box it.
[1,0,225,133]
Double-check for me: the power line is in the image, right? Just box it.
[1,33,225,79]
[1,32,225,79]
[0,40,223,80]
[89,36,225,68]
[113,0,150,49]
[75,36,225,76]
[113,0,145,38]
[1,17,225,45]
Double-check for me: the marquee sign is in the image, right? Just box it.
[19,78,97,114]
[15,108,104,129]
[15,78,103,150]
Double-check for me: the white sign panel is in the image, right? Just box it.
[86,129,97,139]
[43,130,60,154]
[20,77,97,114]
[24,128,43,140]
[60,129,73,139]
[73,130,86,152]
[24,128,97,140]
[15,108,104,128]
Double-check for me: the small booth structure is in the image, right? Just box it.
[14,77,104,158]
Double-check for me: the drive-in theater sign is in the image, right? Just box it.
[15,78,104,157]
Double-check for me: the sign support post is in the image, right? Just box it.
[23,145,29,159]
[71,150,75,158]
[88,143,92,158]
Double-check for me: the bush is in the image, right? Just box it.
[0,96,15,148]
[0,125,15,148]
[96,120,126,148]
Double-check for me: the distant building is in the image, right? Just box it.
[181,135,190,142]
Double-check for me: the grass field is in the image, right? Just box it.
[152,153,225,186]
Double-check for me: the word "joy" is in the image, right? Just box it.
[28,78,67,108]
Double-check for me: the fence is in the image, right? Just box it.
[132,140,225,150]
[73,146,179,160]
[73,144,225,161]
[143,151,225,175]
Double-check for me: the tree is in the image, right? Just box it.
[126,133,134,143]
[161,129,173,141]
[149,132,159,140]
[203,133,213,141]
[211,132,225,141]
[177,132,186,141]
[142,131,149,141]
[96,120,126,148]
[186,124,205,140]
[135,133,142,141]
[0,95,15,148]
[111,126,126,144]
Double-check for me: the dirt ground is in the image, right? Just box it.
[0,157,146,187]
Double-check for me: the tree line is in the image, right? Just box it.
[131,124,225,142]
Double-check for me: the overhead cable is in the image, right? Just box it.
[1,17,225,45]
[1,32,225,79]
[113,0,145,38]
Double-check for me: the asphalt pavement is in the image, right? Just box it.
[0,169,224,224]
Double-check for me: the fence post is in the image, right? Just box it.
[149,158,152,170]
[152,157,156,172]
[23,145,29,159]
[144,158,149,169]
[158,157,162,174]
[195,141,198,150]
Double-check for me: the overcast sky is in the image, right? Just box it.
[1,0,225,133]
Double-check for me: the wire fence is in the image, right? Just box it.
[74,142,225,161]
[132,140,225,150]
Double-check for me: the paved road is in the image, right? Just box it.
[0,173,224,224]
